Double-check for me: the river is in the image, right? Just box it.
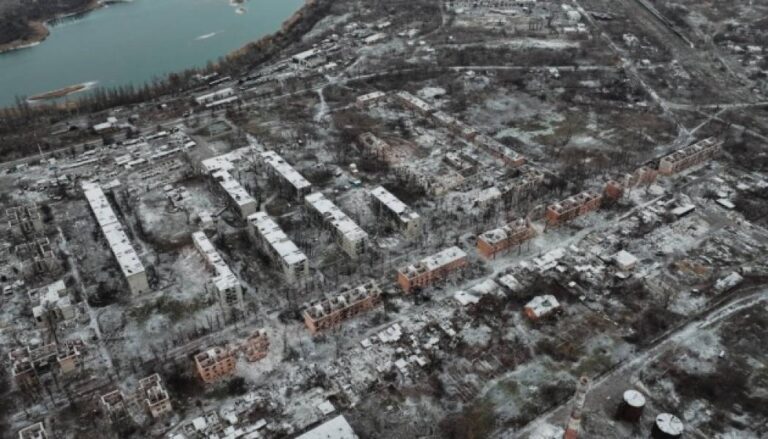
[0,0,304,107]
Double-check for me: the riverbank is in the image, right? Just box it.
[0,0,102,54]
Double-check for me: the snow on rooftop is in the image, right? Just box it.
[192,231,240,291]
[423,246,467,271]
[200,146,254,174]
[247,212,307,266]
[295,415,357,439]
[305,192,368,242]
[525,295,560,318]
[370,186,420,223]
[82,182,146,278]
[261,151,312,192]
[212,170,256,208]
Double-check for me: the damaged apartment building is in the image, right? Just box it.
[191,231,244,315]
[545,190,603,226]
[28,279,76,329]
[369,186,422,238]
[100,373,173,422]
[15,237,60,278]
[10,339,86,392]
[302,281,383,334]
[305,192,368,259]
[194,330,270,383]
[397,246,469,293]
[260,150,313,199]
[247,212,309,284]
[477,218,536,259]
[82,182,150,295]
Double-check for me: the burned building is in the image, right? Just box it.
[302,282,383,334]
[545,190,602,226]
[15,237,60,278]
[477,218,536,259]
[18,422,48,439]
[10,339,85,391]
[137,374,173,419]
[211,169,258,218]
[194,346,237,384]
[28,279,76,329]
[242,329,270,362]
[247,212,309,284]
[192,231,244,315]
[658,137,721,175]
[369,186,422,238]
[6,204,44,237]
[305,192,368,259]
[261,150,312,199]
[397,246,469,293]
[357,132,407,165]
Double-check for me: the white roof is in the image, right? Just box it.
[200,146,254,174]
[525,295,560,318]
[261,151,311,192]
[623,390,646,408]
[292,48,322,61]
[247,213,307,266]
[370,186,419,224]
[82,182,145,278]
[614,250,638,268]
[655,413,684,435]
[356,91,386,103]
[454,290,480,306]
[296,416,357,439]
[212,170,256,209]
[305,192,368,243]
[192,231,240,291]
[394,91,433,112]
[422,246,467,271]
[195,87,234,104]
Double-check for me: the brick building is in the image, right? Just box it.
[545,190,602,226]
[243,329,270,362]
[194,346,237,384]
[658,137,721,175]
[302,282,382,334]
[603,180,624,201]
[477,219,536,259]
[10,339,85,391]
[397,246,469,293]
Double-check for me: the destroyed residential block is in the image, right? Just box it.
[546,190,602,225]
[247,212,308,283]
[194,346,237,384]
[397,246,469,293]
[192,231,244,314]
[369,186,422,238]
[302,281,383,334]
[658,137,721,175]
[138,374,173,419]
[261,150,312,198]
[477,219,536,259]
[242,329,270,362]
[305,192,368,259]
[6,204,44,237]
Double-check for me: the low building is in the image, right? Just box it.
[261,150,312,198]
[356,91,387,108]
[194,346,237,384]
[545,190,603,226]
[474,134,526,167]
[394,91,434,114]
[614,250,638,271]
[138,374,173,419]
[28,280,75,328]
[100,390,129,420]
[6,204,43,237]
[302,282,383,334]
[247,213,309,283]
[658,137,721,175]
[192,231,244,314]
[524,295,561,321]
[397,247,469,293]
[82,182,149,294]
[305,192,368,259]
[477,219,536,259]
[211,170,258,218]
[18,422,48,439]
[242,329,270,362]
[291,48,326,68]
[195,88,234,106]
[369,186,422,238]
[296,415,358,439]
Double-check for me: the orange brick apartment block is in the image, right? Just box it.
[545,190,603,226]
[194,346,237,384]
[658,137,721,175]
[603,180,624,201]
[477,219,536,259]
[243,329,270,362]
[397,246,469,293]
[303,282,382,334]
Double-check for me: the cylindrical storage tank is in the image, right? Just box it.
[618,389,646,422]
[651,413,683,439]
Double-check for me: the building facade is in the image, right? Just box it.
[194,346,237,384]
[303,282,383,334]
[545,190,603,226]
[397,247,469,293]
[192,231,244,315]
[247,212,309,283]
[369,186,422,238]
[658,137,721,175]
[305,192,368,259]
[477,219,536,259]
